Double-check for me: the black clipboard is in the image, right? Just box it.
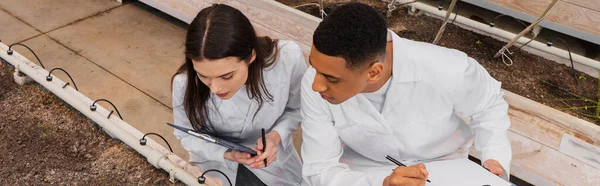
[167,123,257,156]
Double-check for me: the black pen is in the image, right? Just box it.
[385,155,431,183]
[261,128,267,167]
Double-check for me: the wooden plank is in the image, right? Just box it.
[558,134,600,169]
[138,0,312,61]
[140,0,318,47]
[507,107,562,149]
[470,131,600,186]
[506,131,600,186]
[502,90,600,146]
[487,0,600,38]
[222,0,320,33]
[561,0,600,12]
[469,146,559,186]
[460,0,600,45]
[252,20,311,61]
[468,90,600,185]
[218,0,317,47]
[463,90,596,152]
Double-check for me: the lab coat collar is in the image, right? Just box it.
[380,30,422,115]
[388,30,422,83]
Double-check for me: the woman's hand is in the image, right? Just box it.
[249,130,281,168]
[224,149,255,165]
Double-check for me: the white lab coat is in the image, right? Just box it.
[172,40,308,186]
[300,30,512,186]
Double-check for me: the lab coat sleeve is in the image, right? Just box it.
[301,68,384,186]
[272,47,307,151]
[172,75,236,169]
[452,57,512,174]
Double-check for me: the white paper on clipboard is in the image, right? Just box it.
[424,158,515,186]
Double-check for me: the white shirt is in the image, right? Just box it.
[172,40,308,186]
[362,77,392,113]
[300,30,512,186]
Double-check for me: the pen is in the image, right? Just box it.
[262,128,267,167]
[385,155,431,183]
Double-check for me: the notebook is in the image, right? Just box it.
[424,158,516,186]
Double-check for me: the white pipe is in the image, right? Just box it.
[0,42,219,186]
[409,2,600,77]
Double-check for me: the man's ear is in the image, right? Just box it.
[366,62,384,84]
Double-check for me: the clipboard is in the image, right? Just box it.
[167,123,257,156]
[424,158,517,186]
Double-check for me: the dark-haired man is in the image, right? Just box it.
[300,2,512,186]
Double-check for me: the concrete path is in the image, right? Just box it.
[0,0,191,160]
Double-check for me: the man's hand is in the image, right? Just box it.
[483,159,504,176]
[383,164,429,186]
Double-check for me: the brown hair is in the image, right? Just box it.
[172,4,279,139]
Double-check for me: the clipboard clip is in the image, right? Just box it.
[192,131,235,149]
[188,130,217,143]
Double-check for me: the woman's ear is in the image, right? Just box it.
[249,49,257,64]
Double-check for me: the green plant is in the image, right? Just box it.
[579,74,586,80]
[541,76,600,123]
[596,70,600,117]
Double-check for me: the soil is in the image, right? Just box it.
[0,63,184,185]
[279,0,600,125]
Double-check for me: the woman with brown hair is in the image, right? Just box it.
[171,4,307,185]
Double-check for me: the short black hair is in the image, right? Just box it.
[313,2,388,70]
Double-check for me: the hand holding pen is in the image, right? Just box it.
[249,129,281,168]
[384,155,431,186]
